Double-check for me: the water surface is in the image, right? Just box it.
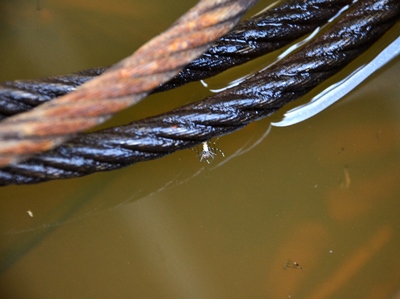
[1,1,400,298]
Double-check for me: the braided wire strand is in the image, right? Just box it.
[1,0,399,186]
[0,0,259,167]
[0,0,352,118]
[0,67,107,119]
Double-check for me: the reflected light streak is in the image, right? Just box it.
[272,36,400,127]
[201,2,352,94]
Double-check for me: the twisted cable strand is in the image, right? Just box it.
[0,67,106,119]
[156,0,355,92]
[0,0,352,118]
[1,0,399,186]
[0,0,259,167]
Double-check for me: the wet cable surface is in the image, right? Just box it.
[0,0,259,167]
[0,0,352,119]
[1,0,399,185]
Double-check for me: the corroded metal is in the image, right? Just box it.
[0,0,398,185]
[0,0,258,167]
[0,0,352,119]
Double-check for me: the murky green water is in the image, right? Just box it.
[1,1,400,298]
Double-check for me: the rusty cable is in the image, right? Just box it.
[0,0,398,186]
[0,67,107,120]
[0,0,259,167]
[0,0,352,118]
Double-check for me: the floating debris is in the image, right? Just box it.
[285,260,303,270]
[340,166,351,189]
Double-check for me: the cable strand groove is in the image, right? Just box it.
[0,0,398,185]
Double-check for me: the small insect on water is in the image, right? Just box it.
[284,260,303,270]
[195,140,225,164]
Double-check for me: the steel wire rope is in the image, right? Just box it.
[0,0,353,120]
[0,0,259,167]
[0,0,352,119]
[0,0,399,186]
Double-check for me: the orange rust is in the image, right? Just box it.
[0,0,258,168]
[33,98,133,119]
[0,117,102,137]
[0,138,63,155]
[0,157,14,166]
[29,119,103,136]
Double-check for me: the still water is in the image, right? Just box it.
[1,1,400,298]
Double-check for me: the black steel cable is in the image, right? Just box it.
[1,0,399,185]
[0,67,106,119]
[0,0,260,168]
[155,0,354,92]
[0,0,352,119]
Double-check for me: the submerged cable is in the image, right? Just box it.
[0,0,352,119]
[1,0,398,186]
[0,0,259,167]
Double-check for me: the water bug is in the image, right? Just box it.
[195,140,225,164]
